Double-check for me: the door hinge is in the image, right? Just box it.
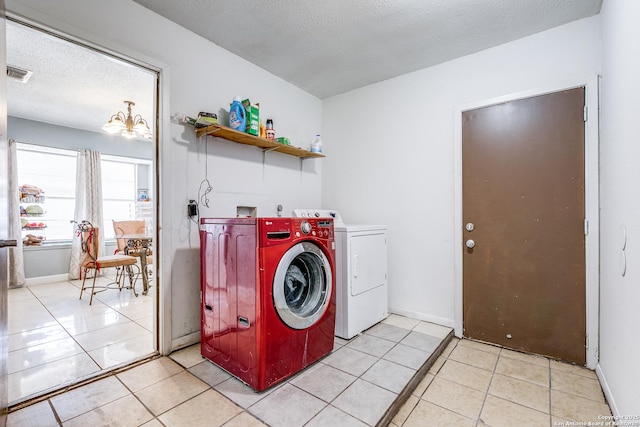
[584,219,589,236]
[583,106,588,122]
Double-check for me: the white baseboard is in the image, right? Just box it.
[24,273,69,286]
[596,363,619,417]
[388,306,455,329]
[171,332,200,353]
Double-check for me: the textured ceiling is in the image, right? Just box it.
[6,1,602,135]
[132,0,602,99]
[6,21,156,138]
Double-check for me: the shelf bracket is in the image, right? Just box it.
[262,146,278,167]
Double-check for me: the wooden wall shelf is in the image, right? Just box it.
[196,123,325,159]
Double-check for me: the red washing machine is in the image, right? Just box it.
[199,217,336,391]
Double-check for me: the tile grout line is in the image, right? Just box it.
[403,339,459,425]
[278,330,404,426]
[111,370,235,426]
[114,366,160,424]
[8,283,101,402]
[243,341,382,426]
[398,338,487,426]
[46,398,63,427]
[473,343,501,427]
[190,323,448,427]
[37,279,129,372]
[48,355,165,424]
[8,349,160,415]
[376,331,454,427]
[166,353,269,425]
[58,278,155,369]
[548,356,553,427]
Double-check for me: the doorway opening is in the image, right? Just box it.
[6,18,160,405]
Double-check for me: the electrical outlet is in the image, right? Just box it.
[188,200,198,217]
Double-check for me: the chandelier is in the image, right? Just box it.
[102,100,152,139]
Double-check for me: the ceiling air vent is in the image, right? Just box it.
[6,65,33,83]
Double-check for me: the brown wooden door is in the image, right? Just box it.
[462,88,586,365]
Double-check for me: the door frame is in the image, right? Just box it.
[453,77,600,368]
[5,11,173,355]
[1,1,8,423]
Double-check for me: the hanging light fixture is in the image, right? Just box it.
[102,100,152,139]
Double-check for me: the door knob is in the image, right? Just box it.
[465,239,475,249]
[465,223,475,232]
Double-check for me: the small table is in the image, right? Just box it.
[115,233,152,295]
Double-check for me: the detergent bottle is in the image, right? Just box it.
[259,119,266,138]
[310,134,323,153]
[229,96,246,131]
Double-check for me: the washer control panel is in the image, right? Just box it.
[260,217,334,246]
[292,218,334,239]
[292,209,344,226]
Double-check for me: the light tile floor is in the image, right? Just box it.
[7,314,450,426]
[7,273,155,404]
[392,338,613,427]
[7,313,613,427]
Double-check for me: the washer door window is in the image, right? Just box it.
[273,241,332,329]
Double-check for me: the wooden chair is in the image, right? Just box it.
[75,220,140,305]
[113,219,153,281]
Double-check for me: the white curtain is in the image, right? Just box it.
[68,149,104,279]
[8,139,25,288]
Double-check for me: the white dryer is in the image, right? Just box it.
[292,209,388,339]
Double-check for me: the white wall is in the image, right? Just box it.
[6,0,323,350]
[598,0,640,417]
[322,17,601,326]
[9,117,153,159]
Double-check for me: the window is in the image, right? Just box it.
[17,144,149,243]
[101,159,136,240]
[18,145,77,242]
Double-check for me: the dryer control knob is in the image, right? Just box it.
[301,221,312,234]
